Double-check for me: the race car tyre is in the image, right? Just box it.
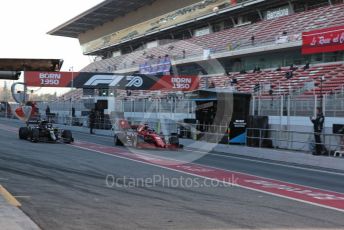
[133,136,138,147]
[114,134,123,146]
[31,128,39,143]
[169,134,179,145]
[62,130,73,144]
[19,127,29,140]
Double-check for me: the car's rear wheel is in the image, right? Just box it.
[31,128,39,143]
[19,127,29,140]
[62,130,73,143]
[169,134,179,145]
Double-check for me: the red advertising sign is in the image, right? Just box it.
[150,75,199,91]
[302,25,344,55]
[24,71,78,87]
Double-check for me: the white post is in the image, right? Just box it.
[280,95,284,126]
[314,94,317,117]
[133,100,136,117]
[174,98,177,120]
[258,95,261,116]
[287,95,290,130]
[252,95,256,116]
[323,94,326,116]
[279,95,284,148]
[3,81,7,119]
[69,67,74,126]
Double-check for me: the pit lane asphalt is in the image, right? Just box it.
[0,119,343,230]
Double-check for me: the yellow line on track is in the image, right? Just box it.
[0,185,21,207]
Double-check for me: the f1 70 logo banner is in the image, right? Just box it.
[24,71,199,91]
[126,76,144,87]
[302,25,344,55]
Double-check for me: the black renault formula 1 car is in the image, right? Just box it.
[19,120,74,143]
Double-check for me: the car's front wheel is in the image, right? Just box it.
[114,134,123,146]
[19,127,29,140]
[31,128,39,143]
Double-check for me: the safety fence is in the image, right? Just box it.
[34,92,344,119]
[36,101,86,113]
[34,99,196,116]
[252,93,344,117]
[117,99,196,114]
[246,128,344,156]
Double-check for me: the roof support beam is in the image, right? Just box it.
[48,0,156,38]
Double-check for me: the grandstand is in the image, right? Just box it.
[79,2,344,76]
[48,0,344,120]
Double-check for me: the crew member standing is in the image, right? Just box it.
[45,105,51,120]
[310,107,325,155]
[89,109,96,134]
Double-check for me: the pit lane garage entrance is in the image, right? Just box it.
[185,89,251,144]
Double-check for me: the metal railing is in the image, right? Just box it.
[36,101,86,112]
[118,99,195,114]
[246,127,344,155]
[113,34,301,71]
[30,93,344,119]
[252,93,344,117]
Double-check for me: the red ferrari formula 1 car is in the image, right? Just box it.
[112,119,182,150]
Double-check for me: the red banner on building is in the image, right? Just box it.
[24,71,78,87]
[150,75,199,91]
[302,25,344,55]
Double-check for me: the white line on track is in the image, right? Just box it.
[183,148,344,177]
[74,131,344,176]
[105,146,344,196]
[72,144,344,213]
[14,196,31,199]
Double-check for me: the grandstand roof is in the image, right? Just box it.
[0,58,63,71]
[48,0,156,38]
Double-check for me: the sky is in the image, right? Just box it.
[0,0,103,95]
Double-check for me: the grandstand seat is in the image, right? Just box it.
[198,63,344,97]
